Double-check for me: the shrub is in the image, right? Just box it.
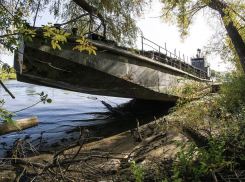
[219,73,245,113]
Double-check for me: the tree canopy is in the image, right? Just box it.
[0,0,245,74]
[0,0,152,50]
[160,0,245,73]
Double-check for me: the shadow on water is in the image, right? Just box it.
[59,99,175,149]
[0,81,176,156]
[2,99,175,156]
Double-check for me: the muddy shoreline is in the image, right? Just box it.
[27,99,175,155]
[1,99,175,155]
[0,112,189,182]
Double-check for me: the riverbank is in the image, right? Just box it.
[0,95,178,181]
[1,76,245,181]
[1,92,245,182]
[0,94,212,181]
[0,115,189,182]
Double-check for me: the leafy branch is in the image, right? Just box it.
[73,36,97,55]
[43,23,71,50]
[0,92,52,129]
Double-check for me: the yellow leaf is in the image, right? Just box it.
[21,65,26,69]
[17,59,23,64]
[64,33,71,36]
[91,46,97,50]
[52,43,56,49]
[76,39,82,43]
[93,50,96,55]
[57,44,61,50]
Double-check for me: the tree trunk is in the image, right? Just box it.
[72,0,107,38]
[208,0,245,74]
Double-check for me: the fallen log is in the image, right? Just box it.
[101,100,125,115]
[0,116,38,136]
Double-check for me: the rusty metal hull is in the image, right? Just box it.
[14,36,208,101]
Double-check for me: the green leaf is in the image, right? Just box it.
[27,36,33,42]
[10,113,18,117]
[6,118,21,130]
[47,99,52,103]
[200,162,207,167]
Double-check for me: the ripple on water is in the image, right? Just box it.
[0,80,174,157]
[0,80,131,156]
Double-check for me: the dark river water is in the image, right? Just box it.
[0,80,174,156]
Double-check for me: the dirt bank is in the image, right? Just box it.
[0,115,189,182]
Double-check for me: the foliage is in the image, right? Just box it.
[163,178,182,182]
[0,107,19,129]
[0,63,16,80]
[0,1,98,130]
[51,0,152,46]
[73,36,97,55]
[42,23,97,54]
[172,138,231,182]
[0,71,16,80]
[9,0,153,47]
[211,70,232,82]
[160,0,245,73]
[0,1,32,53]
[160,0,244,39]
[0,1,97,57]
[2,63,10,71]
[37,91,52,104]
[166,70,245,181]
[43,23,71,50]
[219,72,245,112]
[0,92,52,129]
[130,160,146,182]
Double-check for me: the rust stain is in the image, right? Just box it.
[123,73,133,81]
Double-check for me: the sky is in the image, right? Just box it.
[2,1,229,72]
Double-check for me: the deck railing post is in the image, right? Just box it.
[159,46,161,61]
[139,36,206,79]
[165,43,167,55]
[179,53,181,69]
[141,36,144,56]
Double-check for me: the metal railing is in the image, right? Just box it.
[141,36,208,79]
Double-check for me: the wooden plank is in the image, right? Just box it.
[0,116,38,136]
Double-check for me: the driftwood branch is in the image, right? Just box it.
[0,116,38,136]
[211,165,225,182]
[0,80,15,99]
[101,100,125,115]
[53,128,89,163]
[136,119,143,142]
